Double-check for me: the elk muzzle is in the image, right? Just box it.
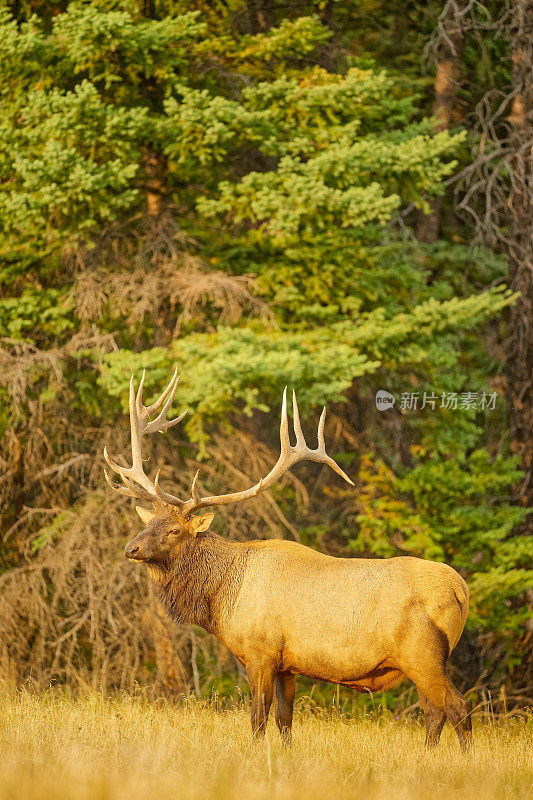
[124,534,150,563]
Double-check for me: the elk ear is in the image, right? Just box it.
[136,506,156,525]
[189,513,215,536]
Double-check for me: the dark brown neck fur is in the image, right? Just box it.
[148,531,246,634]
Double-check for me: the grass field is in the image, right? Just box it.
[0,691,530,800]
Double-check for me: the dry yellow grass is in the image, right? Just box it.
[0,691,530,800]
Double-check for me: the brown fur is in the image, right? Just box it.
[125,513,472,750]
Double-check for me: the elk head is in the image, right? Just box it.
[104,366,354,563]
[123,509,214,567]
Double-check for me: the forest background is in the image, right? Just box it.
[0,0,531,713]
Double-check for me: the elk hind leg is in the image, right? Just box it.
[275,672,295,744]
[412,672,472,751]
[445,681,472,751]
[417,689,446,748]
[404,621,472,751]
[247,660,276,739]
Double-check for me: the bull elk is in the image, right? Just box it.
[105,367,472,749]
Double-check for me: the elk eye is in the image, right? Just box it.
[167,529,181,536]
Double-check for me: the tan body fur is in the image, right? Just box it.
[221,540,468,694]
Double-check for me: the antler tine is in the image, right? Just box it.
[291,389,305,447]
[144,399,188,436]
[154,374,180,423]
[104,445,124,474]
[280,387,291,456]
[191,470,202,505]
[135,370,146,413]
[145,364,179,416]
[103,446,145,489]
[321,454,354,485]
[104,468,153,500]
[317,407,327,454]
[105,434,154,496]
[153,470,186,507]
[104,468,128,493]
[120,473,159,501]
[315,407,354,485]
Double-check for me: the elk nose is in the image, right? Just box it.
[124,544,140,560]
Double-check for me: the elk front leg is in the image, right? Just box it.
[247,660,276,738]
[275,672,295,744]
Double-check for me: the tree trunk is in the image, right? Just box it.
[145,148,168,218]
[144,148,170,345]
[140,0,155,18]
[417,1,466,243]
[507,0,533,523]
[246,0,274,34]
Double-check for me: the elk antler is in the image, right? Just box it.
[104,368,354,515]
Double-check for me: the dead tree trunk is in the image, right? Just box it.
[12,433,24,519]
[507,0,533,522]
[417,1,466,243]
[0,432,25,564]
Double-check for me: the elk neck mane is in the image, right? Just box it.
[147,530,246,634]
